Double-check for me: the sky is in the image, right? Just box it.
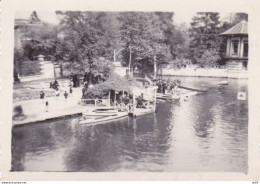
[15,11,232,26]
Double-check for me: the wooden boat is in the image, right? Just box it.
[218,80,229,85]
[179,85,207,92]
[157,91,199,101]
[157,93,180,100]
[129,108,155,117]
[79,111,128,124]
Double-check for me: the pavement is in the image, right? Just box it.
[12,87,95,126]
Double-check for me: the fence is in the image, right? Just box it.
[161,68,228,78]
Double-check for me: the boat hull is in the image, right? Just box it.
[79,111,128,124]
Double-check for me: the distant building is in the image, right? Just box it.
[14,13,55,81]
[112,61,131,77]
[220,20,248,71]
[14,12,42,49]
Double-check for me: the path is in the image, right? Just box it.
[13,87,94,126]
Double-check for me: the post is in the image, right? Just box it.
[114,91,117,106]
[114,49,116,63]
[108,90,111,107]
[128,46,132,72]
[133,93,136,116]
[153,55,157,86]
[153,88,157,112]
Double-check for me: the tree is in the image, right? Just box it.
[231,13,248,26]
[14,11,59,82]
[20,22,60,60]
[189,12,222,66]
[197,49,220,67]
[118,12,173,74]
[13,47,25,82]
[55,12,120,83]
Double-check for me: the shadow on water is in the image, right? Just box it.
[11,78,248,172]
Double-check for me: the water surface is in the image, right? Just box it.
[12,77,248,172]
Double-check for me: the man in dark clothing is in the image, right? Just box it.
[40,91,45,100]
[45,99,49,112]
[64,91,68,99]
[73,75,78,87]
[53,80,59,90]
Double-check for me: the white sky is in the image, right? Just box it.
[15,11,232,26]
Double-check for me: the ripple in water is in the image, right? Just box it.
[12,78,248,172]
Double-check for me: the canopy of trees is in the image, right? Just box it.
[14,11,248,82]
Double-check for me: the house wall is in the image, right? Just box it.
[226,36,248,58]
[114,67,128,77]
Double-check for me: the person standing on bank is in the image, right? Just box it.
[64,91,68,101]
[45,98,49,112]
[40,91,45,103]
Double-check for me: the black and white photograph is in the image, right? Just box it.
[11,10,249,173]
[1,0,260,182]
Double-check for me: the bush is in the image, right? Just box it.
[20,61,41,76]
[13,105,24,116]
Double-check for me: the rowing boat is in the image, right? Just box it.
[79,111,128,124]
[157,91,199,100]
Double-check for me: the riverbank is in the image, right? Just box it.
[161,68,248,79]
[11,78,248,173]
[12,87,90,126]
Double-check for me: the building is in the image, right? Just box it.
[112,61,131,77]
[220,20,248,72]
[14,13,55,81]
[15,12,42,49]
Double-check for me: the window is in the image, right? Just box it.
[243,42,248,57]
[232,40,239,56]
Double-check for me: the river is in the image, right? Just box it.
[11,77,248,172]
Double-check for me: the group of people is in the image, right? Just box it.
[50,80,60,91]
[40,91,49,112]
[40,78,76,112]
[156,79,181,95]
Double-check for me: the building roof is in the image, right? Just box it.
[220,20,248,36]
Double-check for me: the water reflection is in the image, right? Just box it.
[12,78,248,172]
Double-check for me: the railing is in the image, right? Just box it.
[80,99,110,107]
[142,101,154,109]
[224,53,248,59]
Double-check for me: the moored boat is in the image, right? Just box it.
[79,110,128,124]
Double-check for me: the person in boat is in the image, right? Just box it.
[162,82,167,94]
[157,80,163,93]
[136,94,144,108]
[173,80,181,95]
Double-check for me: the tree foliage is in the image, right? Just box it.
[15,11,248,82]
[54,12,120,80]
[118,12,173,70]
[21,22,59,60]
[83,73,140,98]
[189,12,222,66]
